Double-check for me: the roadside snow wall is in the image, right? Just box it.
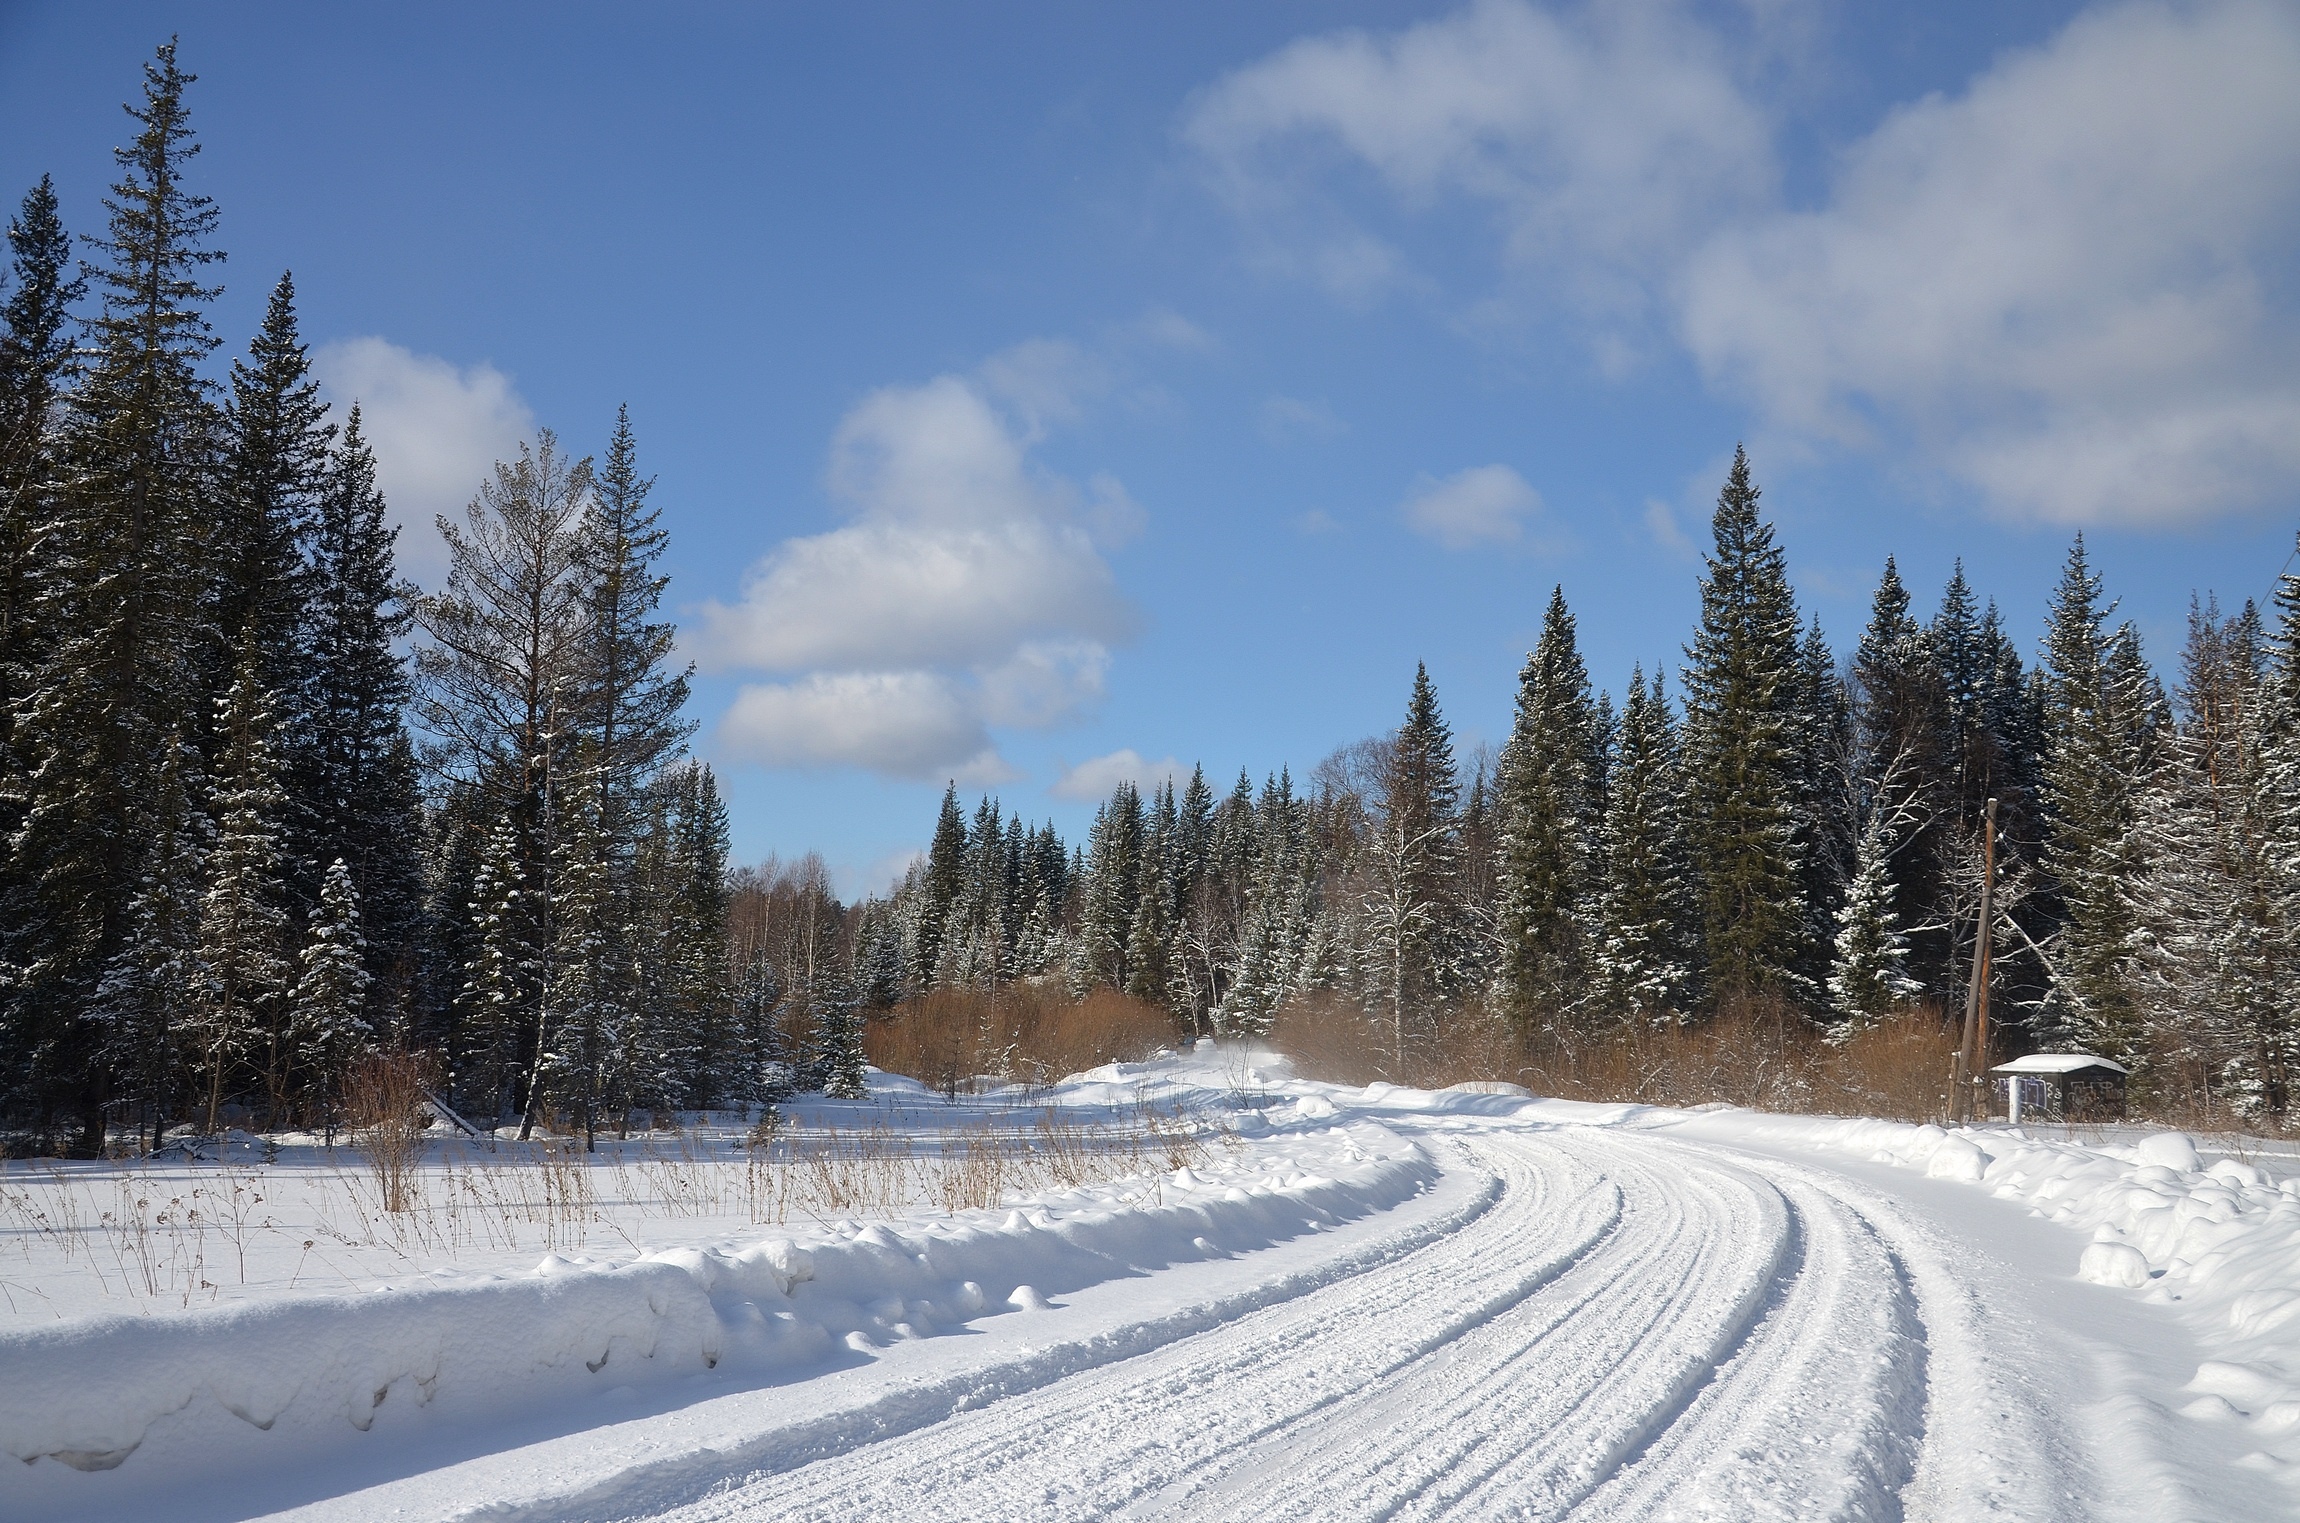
[0,1120,1431,1473]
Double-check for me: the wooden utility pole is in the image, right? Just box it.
[1954,799,1997,1124]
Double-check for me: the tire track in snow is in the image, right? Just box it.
[597,1125,2100,1523]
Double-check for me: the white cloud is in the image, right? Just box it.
[1189,0,2300,527]
[718,673,1014,783]
[1050,749,1188,802]
[311,337,536,585]
[1401,464,1546,549]
[1677,0,2300,526]
[703,368,1139,781]
[1184,0,1772,309]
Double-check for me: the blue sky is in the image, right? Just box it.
[4,1,2297,894]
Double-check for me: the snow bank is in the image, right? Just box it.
[0,1119,1429,1475]
[1702,1110,2300,1453]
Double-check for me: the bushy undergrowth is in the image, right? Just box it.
[864,985,1178,1096]
[1273,992,1960,1124]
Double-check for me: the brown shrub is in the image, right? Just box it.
[1271,991,1960,1123]
[866,984,1180,1094]
[344,1051,439,1212]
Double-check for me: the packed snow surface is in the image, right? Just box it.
[8,1047,2300,1520]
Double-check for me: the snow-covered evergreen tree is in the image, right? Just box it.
[1494,587,1602,1035]
[196,641,294,1129]
[90,739,207,1148]
[293,858,373,1129]
[1679,447,1811,1007]
[1592,669,1697,1025]
[1828,809,1921,1031]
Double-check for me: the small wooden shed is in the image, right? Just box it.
[1988,1053,2128,1123]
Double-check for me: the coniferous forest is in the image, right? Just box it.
[7,45,2300,1156]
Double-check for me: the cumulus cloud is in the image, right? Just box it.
[702,368,1139,781]
[1183,0,1772,308]
[311,337,536,584]
[1188,0,2300,527]
[1050,749,1188,802]
[1402,464,1547,549]
[1677,0,2300,526]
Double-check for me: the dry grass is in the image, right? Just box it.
[866,985,1179,1095]
[1274,991,1962,1123]
[345,1052,436,1213]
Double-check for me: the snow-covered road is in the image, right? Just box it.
[590,1127,2172,1523]
[13,1063,2298,1523]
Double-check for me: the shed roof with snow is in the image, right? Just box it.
[1988,1053,2128,1076]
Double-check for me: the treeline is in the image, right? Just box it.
[0,45,777,1154]
[889,449,2300,1120]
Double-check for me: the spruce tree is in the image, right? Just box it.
[1828,809,1922,1030]
[2038,536,2152,1065]
[8,43,223,1145]
[1386,663,1464,1005]
[90,738,206,1150]
[915,783,967,983]
[295,404,424,1007]
[1592,669,1697,1024]
[196,641,293,1130]
[294,858,372,1132]
[1847,559,1954,997]
[1678,447,1810,1008]
[1494,587,1601,1035]
[215,270,330,711]
[1,175,82,766]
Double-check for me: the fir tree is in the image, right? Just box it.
[2038,536,2151,1065]
[214,270,330,710]
[1679,446,1810,1007]
[294,404,423,1006]
[1828,808,1921,1030]
[1592,669,1698,1024]
[8,43,223,1146]
[815,977,868,1100]
[1386,663,1464,1008]
[90,738,206,1150]
[196,640,293,1130]
[293,858,372,1132]
[1,175,82,770]
[1494,588,1601,1035]
[915,783,967,983]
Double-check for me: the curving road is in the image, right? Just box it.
[555,1123,2151,1523]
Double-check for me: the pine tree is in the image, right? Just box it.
[294,858,372,1132]
[1679,446,1810,1008]
[1494,587,1601,1035]
[7,43,223,1147]
[1592,669,1698,1024]
[196,640,293,1130]
[413,430,591,1121]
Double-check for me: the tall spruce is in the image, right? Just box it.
[295,404,423,1010]
[293,858,372,1131]
[8,44,223,1146]
[2038,536,2153,1065]
[1494,588,1601,1034]
[1,176,82,772]
[214,270,330,713]
[1679,447,1811,1008]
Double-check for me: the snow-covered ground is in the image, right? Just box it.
[6,1044,2300,1521]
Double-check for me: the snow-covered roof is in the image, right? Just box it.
[1989,1052,2129,1075]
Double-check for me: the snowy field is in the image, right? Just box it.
[7,1047,2300,1521]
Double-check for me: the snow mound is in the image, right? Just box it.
[0,1116,1430,1476]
